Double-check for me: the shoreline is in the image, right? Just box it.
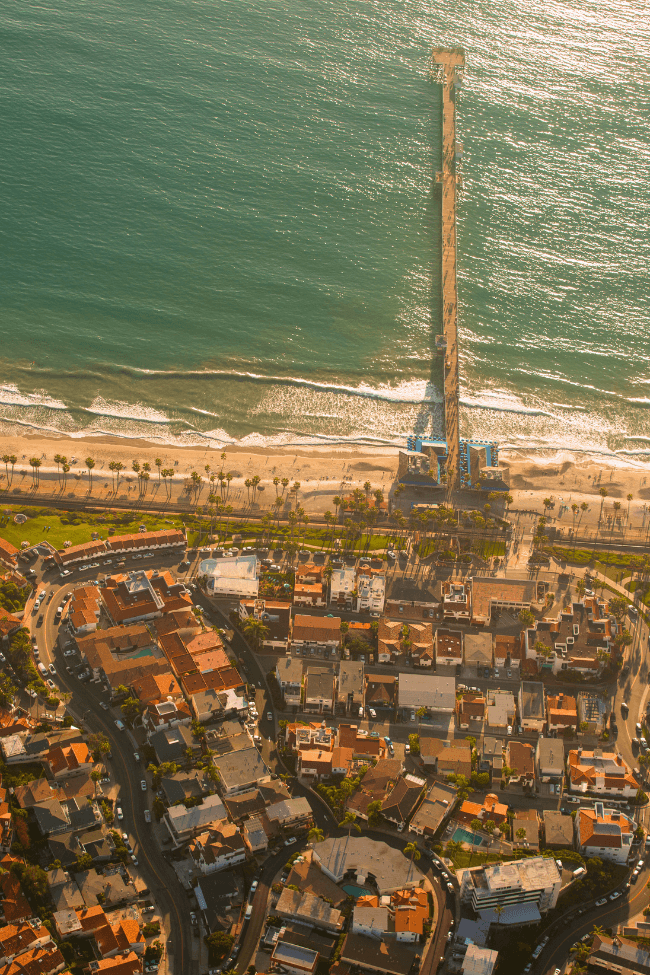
[1,431,650,513]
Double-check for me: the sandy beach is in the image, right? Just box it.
[1,431,650,521]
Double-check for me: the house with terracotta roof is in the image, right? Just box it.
[67,586,101,636]
[568,747,638,798]
[392,887,429,942]
[470,577,539,626]
[456,794,508,830]
[45,743,93,779]
[546,693,578,733]
[101,570,192,626]
[0,612,22,644]
[365,674,397,712]
[456,693,486,731]
[346,759,403,820]
[435,628,462,671]
[0,873,31,926]
[494,615,524,675]
[576,802,634,864]
[0,942,65,975]
[505,741,536,791]
[292,615,341,656]
[239,598,291,649]
[378,619,403,665]
[130,672,181,706]
[76,625,166,689]
[0,921,52,965]
[419,738,472,779]
[297,745,334,782]
[293,565,327,608]
[82,951,142,975]
[0,540,19,567]
[189,823,246,874]
[408,622,434,668]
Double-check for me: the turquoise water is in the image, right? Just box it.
[452,827,483,846]
[1,0,649,458]
[341,883,373,898]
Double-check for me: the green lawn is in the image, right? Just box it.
[0,507,185,553]
[628,580,650,607]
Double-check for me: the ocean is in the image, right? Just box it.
[1,0,649,460]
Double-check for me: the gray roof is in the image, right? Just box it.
[266,797,312,824]
[166,793,226,835]
[463,632,493,664]
[537,738,565,771]
[161,770,209,804]
[313,836,425,894]
[47,831,81,867]
[341,932,416,975]
[520,681,546,719]
[32,800,69,835]
[277,656,304,685]
[338,661,364,698]
[542,810,575,848]
[305,667,335,701]
[398,673,455,711]
[213,746,270,793]
[353,906,390,931]
[150,723,196,763]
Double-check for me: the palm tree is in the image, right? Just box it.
[308,827,325,844]
[86,457,95,491]
[416,706,427,733]
[576,578,586,598]
[404,841,421,865]
[274,495,284,523]
[627,493,633,518]
[339,811,361,838]
[242,617,269,649]
[251,474,261,503]
[363,480,371,500]
[8,454,16,485]
[114,461,124,491]
[515,827,527,845]
[132,460,140,475]
[493,903,504,935]
[155,457,162,480]
[244,478,252,504]
[281,477,289,496]
[61,462,70,489]
[91,768,102,798]
[2,454,11,486]
[29,457,41,487]
[599,486,608,521]
[143,461,151,476]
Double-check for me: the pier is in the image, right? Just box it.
[432,47,464,492]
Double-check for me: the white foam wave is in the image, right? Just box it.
[0,384,67,410]
[85,398,172,424]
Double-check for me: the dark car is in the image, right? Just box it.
[484,668,490,678]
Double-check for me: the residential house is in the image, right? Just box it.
[101,570,192,625]
[470,577,539,626]
[149,723,200,765]
[578,691,606,735]
[239,598,291,650]
[511,810,540,851]
[304,667,336,714]
[203,555,260,599]
[381,774,426,829]
[329,567,357,610]
[519,682,546,734]
[163,793,227,844]
[393,887,429,943]
[271,940,319,975]
[213,747,271,795]
[409,622,434,668]
[398,674,455,720]
[337,661,364,716]
[485,690,515,735]
[568,748,638,798]
[494,613,525,675]
[456,693,486,731]
[505,741,536,790]
[355,565,386,615]
[441,582,471,622]
[525,598,614,677]
[347,759,403,820]
[76,625,167,689]
[0,612,22,645]
[81,952,142,975]
[293,564,327,608]
[480,738,504,775]
[409,781,457,838]
[546,693,578,733]
[242,815,268,854]
[67,586,101,637]
[462,946,499,975]
[292,615,341,658]
[189,823,246,874]
[275,889,343,934]
[159,770,210,806]
[435,628,462,671]
[276,656,303,708]
[365,674,397,713]
[586,935,650,975]
[266,798,313,832]
[576,802,634,864]
[0,539,19,567]
[45,743,93,779]
[456,794,508,830]
[463,633,493,679]
[340,932,417,975]
[378,620,403,665]
[420,738,472,779]
[352,906,391,939]
[536,739,566,784]
[542,810,575,850]
[0,920,52,964]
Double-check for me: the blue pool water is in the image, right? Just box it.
[452,827,483,846]
[131,648,155,659]
[341,884,372,898]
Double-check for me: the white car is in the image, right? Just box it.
[116,805,123,821]
[369,708,377,719]
[49,663,56,675]
[100,702,109,711]
[141,780,147,792]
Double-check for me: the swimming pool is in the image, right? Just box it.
[340,883,373,898]
[452,827,483,846]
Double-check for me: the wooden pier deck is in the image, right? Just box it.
[432,47,464,492]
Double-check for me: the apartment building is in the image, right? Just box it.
[459,857,561,921]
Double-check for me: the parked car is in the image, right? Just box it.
[141,780,147,791]
[100,702,109,711]
[48,663,56,675]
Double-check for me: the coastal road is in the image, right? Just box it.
[30,557,192,975]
